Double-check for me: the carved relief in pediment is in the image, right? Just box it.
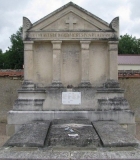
[41,12,101,31]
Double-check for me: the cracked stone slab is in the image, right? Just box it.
[92,121,139,147]
[5,121,50,147]
[47,119,101,148]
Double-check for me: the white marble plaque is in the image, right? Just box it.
[62,92,81,105]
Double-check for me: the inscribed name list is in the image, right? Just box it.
[28,32,115,40]
[62,92,81,105]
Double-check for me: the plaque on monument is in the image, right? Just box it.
[62,92,81,105]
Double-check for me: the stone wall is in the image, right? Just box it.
[119,78,140,122]
[0,77,22,122]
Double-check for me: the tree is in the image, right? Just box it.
[2,27,24,69]
[118,34,140,54]
[0,49,4,69]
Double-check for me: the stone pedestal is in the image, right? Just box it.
[12,80,46,112]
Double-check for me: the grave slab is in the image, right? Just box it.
[5,121,50,147]
[92,121,139,147]
[47,119,101,148]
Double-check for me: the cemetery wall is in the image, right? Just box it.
[0,70,23,122]
[119,78,140,122]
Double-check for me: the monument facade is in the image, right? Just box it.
[7,2,135,136]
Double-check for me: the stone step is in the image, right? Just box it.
[92,121,139,147]
[7,110,135,125]
[5,121,50,147]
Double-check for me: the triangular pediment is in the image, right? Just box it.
[28,2,111,31]
[40,11,102,31]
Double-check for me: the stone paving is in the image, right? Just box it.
[0,146,140,159]
[0,122,140,159]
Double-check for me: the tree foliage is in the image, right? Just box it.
[0,27,24,69]
[118,34,140,54]
[0,49,4,69]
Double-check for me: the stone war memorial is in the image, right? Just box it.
[1,2,140,159]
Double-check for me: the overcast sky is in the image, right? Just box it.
[0,0,140,52]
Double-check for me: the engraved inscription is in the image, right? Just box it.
[62,43,80,86]
[28,32,115,39]
[63,50,79,64]
[62,92,81,105]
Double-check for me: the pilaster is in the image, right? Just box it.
[24,41,34,81]
[108,41,118,80]
[79,41,91,87]
[51,41,63,87]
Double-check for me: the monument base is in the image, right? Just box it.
[7,79,136,136]
[2,119,140,160]
[7,110,136,136]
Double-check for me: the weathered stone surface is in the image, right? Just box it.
[43,87,98,110]
[5,121,50,147]
[103,79,120,88]
[52,119,89,125]
[78,82,92,88]
[13,99,44,111]
[62,43,81,86]
[98,97,129,111]
[92,121,139,147]
[47,119,101,147]
[21,80,35,89]
[0,147,140,159]
[7,110,135,125]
